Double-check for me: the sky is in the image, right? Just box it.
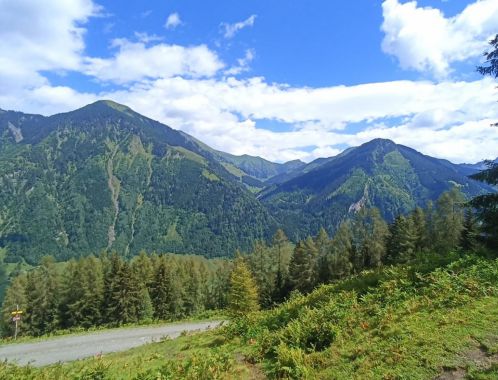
[0,0,498,163]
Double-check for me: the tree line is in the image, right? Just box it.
[228,187,486,314]
[0,185,493,336]
[1,253,232,337]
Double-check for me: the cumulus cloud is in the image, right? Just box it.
[83,39,224,83]
[100,76,498,163]
[1,0,497,164]
[0,0,99,92]
[381,0,498,77]
[222,15,257,38]
[165,12,182,29]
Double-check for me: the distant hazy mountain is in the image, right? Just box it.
[260,139,493,239]
[0,101,275,263]
[457,158,498,175]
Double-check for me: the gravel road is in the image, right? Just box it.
[0,320,223,367]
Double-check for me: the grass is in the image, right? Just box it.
[1,255,498,379]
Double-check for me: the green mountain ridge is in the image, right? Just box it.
[0,101,493,264]
[0,101,276,263]
[260,138,493,239]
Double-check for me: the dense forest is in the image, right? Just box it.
[1,185,486,338]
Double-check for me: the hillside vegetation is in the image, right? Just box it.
[0,254,497,379]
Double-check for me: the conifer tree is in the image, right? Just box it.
[386,215,417,264]
[103,255,142,325]
[150,256,183,319]
[25,257,60,335]
[289,236,318,294]
[460,209,480,252]
[411,207,429,253]
[328,221,353,280]
[434,187,465,253]
[315,227,331,284]
[183,259,203,316]
[137,287,154,322]
[227,256,259,316]
[272,229,288,292]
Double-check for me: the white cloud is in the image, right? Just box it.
[1,0,497,165]
[83,39,224,83]
[381,0,498,77]
[0,0,99,92]
[224,49,255,75]
[98,75,497,163]
[222,15,257,38]
[165,12,182,29]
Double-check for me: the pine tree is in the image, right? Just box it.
[211,261,231,310]
[137,287,154,322]
[272,229,288,292]
[227,256,259,316]
[315,227,331,284]
[25,257,61,335]
[434,187,465,253]
[150,256,183,320]
[289,236,318,294]
[103,255,142,325]
[328,221,353,280]
[460,209,480,252]
[183,259,203,316]
[350,208,388,271]
[411,207,429,253]
[386,215,417,264]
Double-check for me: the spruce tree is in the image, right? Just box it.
[272,229,288,293]
[315,227,331,284]
[150,256,183,320]
[411,207,429,253]
[25,257,61,335]
[460,209,480,252]
[289,236,318,294]
[434,187,465,253]
[386,215,417,264]
[227,256,259,316]
[328,221,353,280]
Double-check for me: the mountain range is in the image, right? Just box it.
[0,101,493,264]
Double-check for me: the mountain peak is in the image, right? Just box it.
[89,100,134,113]
[71,100,137,118]
[362,138,396,147]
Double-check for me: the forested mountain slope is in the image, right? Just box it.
[0,101,275,263]
[260,138,493,239]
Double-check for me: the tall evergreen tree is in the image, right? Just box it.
[289,237,318,294]
[103,255,143,325]
[411,207,429,253]
[150,256,183,320]
[25,257,61,335]
[228,256,259,316]
[272,229,288,291]
[328,221,353,281]
[433,187,465,253]
[315,227,331,284]
[460,209,480,252]
[386,215,417,264]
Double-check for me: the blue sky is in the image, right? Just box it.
[1,0,497,163]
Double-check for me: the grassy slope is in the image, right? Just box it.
[1,255,498,379]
